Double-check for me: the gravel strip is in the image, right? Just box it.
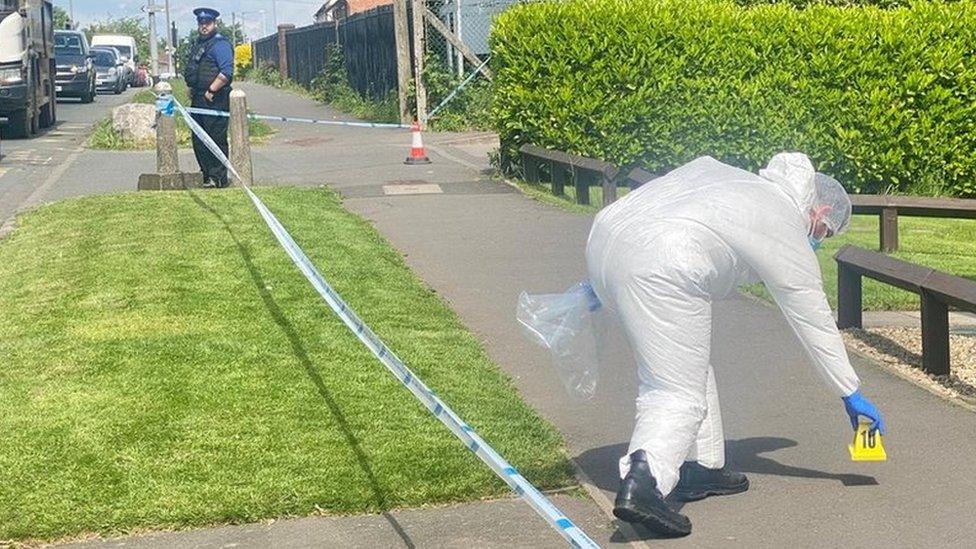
[843,327,976,404]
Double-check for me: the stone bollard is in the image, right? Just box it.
[137,80,204,190]
[154,81,178,174]
[229,89,253,187]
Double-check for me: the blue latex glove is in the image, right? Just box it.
[155,94,175,117]
[842,389,885,435]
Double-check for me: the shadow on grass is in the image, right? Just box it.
[189,189,415,548]
[577,438,877,543]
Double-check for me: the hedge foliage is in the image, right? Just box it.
[491,0,976,196]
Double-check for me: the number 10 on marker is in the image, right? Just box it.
[849,419,887,462]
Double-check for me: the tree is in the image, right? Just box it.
[53,6,71,30]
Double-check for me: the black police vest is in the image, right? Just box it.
[185,34,226,90]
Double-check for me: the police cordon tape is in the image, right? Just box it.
[182,104,410,129]
[162,95,602,549]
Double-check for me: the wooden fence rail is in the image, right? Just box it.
[519,144,620,207]
[850,195,976,252]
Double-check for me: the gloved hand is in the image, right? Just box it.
[842,389,885,435]
[155,94,175,117]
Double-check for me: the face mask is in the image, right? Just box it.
[809,236,822,251]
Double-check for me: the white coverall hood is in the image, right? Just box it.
[585,154,859,496]
[759,152,817,217]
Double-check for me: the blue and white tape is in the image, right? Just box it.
[166,98,601,549]
[183,104,410,129]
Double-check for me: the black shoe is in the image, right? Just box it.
[613,450,692,537]
[202,178,217,188]
[671,461,749,502]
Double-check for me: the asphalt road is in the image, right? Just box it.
[0,87,138,235]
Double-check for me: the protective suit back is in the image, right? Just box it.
[583,154,860,495]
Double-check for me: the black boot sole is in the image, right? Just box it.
[671,477,750,502]
[613,499,692,537]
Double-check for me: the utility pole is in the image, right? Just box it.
[171,22,178,73]
[272,0,278,30]
[164,0,173,74]
[454,0,462,77]
[410,0,427,127]
[231,12,237,46]
[392,0,411,124]
[68,0,74,28]
[146,0,160,76]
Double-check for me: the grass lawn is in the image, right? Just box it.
[88,79,274,150]
[513,178,976,310]
[0,187,573,542]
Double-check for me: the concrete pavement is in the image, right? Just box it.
[6,82,975,548]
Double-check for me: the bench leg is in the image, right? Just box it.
[574,170,591,206]
[837,266,863,329]
[601,173,617,206]
[880,208,899,253]
[522,153,540,184]
[920,292,950,376]
[552,163,566,196]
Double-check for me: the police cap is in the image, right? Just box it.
[193,7,220,23]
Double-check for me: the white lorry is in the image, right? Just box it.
[0,0,56,138]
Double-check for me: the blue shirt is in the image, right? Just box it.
[200,32,234,84]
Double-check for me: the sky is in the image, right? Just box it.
[53,0,325,41]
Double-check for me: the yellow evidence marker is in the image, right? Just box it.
[849,419,887,462]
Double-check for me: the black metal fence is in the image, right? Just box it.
[285,23,339,88]
[340,6,399,99]
[253,34,278,71]
[251,6,400,99]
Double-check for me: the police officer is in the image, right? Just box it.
[185,7,234,188]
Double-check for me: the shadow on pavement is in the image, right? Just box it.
[189,189,416,548]
[578,437,877,543]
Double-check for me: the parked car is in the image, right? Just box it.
[90,35,137,88]
[53,30,96,103]
[91,47,125,94]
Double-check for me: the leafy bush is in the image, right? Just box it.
[234,43,253,77]
[423,56,493,131]
[734,0,908,7]
[492,0,976,196]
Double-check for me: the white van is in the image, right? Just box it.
[90,35,138,86]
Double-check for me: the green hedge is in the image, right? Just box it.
[491,0,976,196]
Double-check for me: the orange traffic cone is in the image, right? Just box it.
[405,120,431,165]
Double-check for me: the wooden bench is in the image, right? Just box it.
[519,144,620,206]
[850,195,976,253]
[835,244,976,376]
